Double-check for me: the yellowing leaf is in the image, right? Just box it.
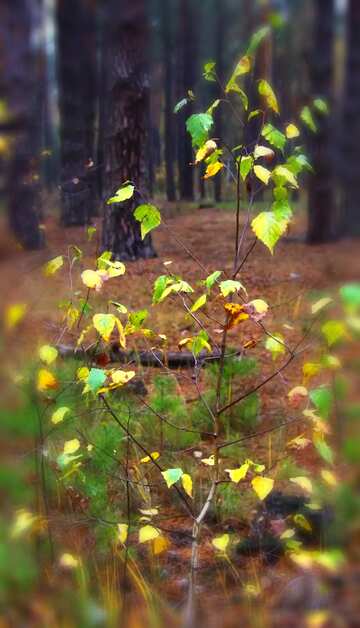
[77,367,90,381]
[201,455,215,466]
[254,145,275,160]
[39,344,58,365]
[140,451,160,464]
[212,534,230,553]
[181,473,193,498]
[254,164,271,185]
[311,296,332,315]
[93,313,116,342]
[110,369,135,386]
[294,513,312,532]
[139,525,160,543]
[139,508,159,517]
[273,165,299,188]
[204,161,224,179]
[286,123,300,139]
[81,269,103,290]
[152,535,170,555]
[107,184,135,204]
[4,303,27,330]
[321,320,347,347]
[302,362,321,383]
[290,476,313,493]
[59,553,79,569]
[161,468,183,488]
[63,438,80,455]
[321,469,338,487]
[11,509,39,538]
[43,255,63,277]
[37,369,58,392]
[247,299,269,320]
[258,79,279,114]
[251,211,289,253]
[190,294,207,312]
[51,406,70,424]
[117,523,128,544]
[287,434,311,450]
[219,279,247,298]
[225,463,249,483]
[195,139,217,164]
[265,333,285,359]
[251,476,274,500]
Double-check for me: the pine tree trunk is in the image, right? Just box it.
[176,0,195,201]
[57,0,94,226]
[161,0,176,202]
[214,0,225,203]
[307,0,336,243]
[101,0,156,260]
[0,0,44,249]
[341,0,360,236]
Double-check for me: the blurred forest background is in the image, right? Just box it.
[1,0,360,256]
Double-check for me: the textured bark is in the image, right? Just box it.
[101,0,156,260]
[341,0,360,236]
[307,0,336,244]
[57,0,96,226]
[0,0,44,249]
[161,0,176,201]
[176,0,195,201]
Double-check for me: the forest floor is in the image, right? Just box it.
[1,204,360,627]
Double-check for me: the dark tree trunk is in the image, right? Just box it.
[307,0,336,244]
[161,0,176,201]
[101,0,156,260]
[176,0,195,201]
[213,0,225,203]
[341,0,360,236]
[0,0,44,249]
[57,0,95,226]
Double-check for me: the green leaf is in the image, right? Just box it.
[39,344,58,365]
[204,270,222,291]
[207,99,221,115]
[239,155,254,181]
[158,279,194,303]
[339,283,360,311]
[261,123,286,151]
[247,25,271,56]
[313,98,329,115]
[300,106,317,132]
[309,387,333,419]
[321,320,347,347]
[258,79,279,114]
[51,406,70,425]
[226,56,251,95]
[271,199,293,222]
[190,294,207,312]
[107,184,134,204]
[251,211,289,253]
[174,98,188,114]
[87,368,107,393]
[152,275,173,304]
[161,468,183,488]
[226,83,249,110]
[272,165,299,188]
[134,204,161,239]
[191,330,211,356]
[219,280,247,298]
[128,309,148,330]
[203,61,216,81]
[93,313,116,342]
[314,438,334,465]
[186,113,213,147]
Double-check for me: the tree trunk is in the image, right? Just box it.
[176,0,195,201]
[161,0,176,201]
[0,0,44,249]
[213,0,225,203]
[341,0,360,236]
[57,0,94,226]
[307,0,336,244]
[101,0,156,260]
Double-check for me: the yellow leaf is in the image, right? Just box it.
[139,508,159,516]
[212,533,230,553]
[204,161,224,179]
[190,294,207,312]
[139,525,160,543]
[287,434,311,450]
[254,145,275,160]
[201,455,215,466]
[140,451,160,464]
[63,438,80,455]
[181,473,193,498]
[43,255,63,277]
[4,303,27,330]
[251,476,274,500]
[66,306,79,329]
[93,313,116,342]
[306,610,329,628]
[286,123,300,139]
[117,523,129,544]
[11,509,39,538]
[248,299,269,316]
[115,317,126,348]
[37,369,58,392]
[110,369,135,387]
[254,164,271,185]
[225,463,249,483]
[81,269,103,290]
[152,535,170,555]
[311,296,332,315]
[302,362,321,383]
[51,406,70,424]
[288,386,308,405]
[258,79,279,114]
[294,513,312,532]
[321,469,338,487]
[39,344,58,365]
[195,139,217,164]
[59,553,79,569]
[224,302,249,329]
[290,476,313,493]
[77,367,90,381]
